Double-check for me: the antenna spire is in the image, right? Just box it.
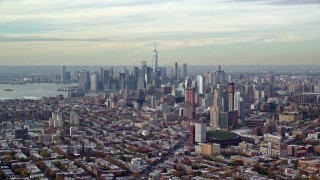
[155,42,157,50]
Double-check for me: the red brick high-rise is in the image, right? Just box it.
[185,87,195,121]
[185,87,195,144]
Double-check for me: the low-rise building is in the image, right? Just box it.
[260,134,284,157]
[201,143,220,156]
[279,111,303,122]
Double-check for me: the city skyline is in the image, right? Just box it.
[0,0,320,65]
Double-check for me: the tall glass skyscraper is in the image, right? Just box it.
[62,66,67,83]
[152,43,158,73]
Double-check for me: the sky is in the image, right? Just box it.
[0,0,320,66]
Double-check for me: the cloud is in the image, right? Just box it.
[0,0,319,65]
[0,35,110,42]
[220,0,320,5]
[272,0,320,5]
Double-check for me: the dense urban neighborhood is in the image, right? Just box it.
[1,61,320,180]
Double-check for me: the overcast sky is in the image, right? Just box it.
[0,0,319,66]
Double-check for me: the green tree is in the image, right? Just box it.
[39,150,49,158]
[21,169,29,177]
[119,155,126,162]
[96,144,103,150]
[191,164,199,170]
[230,160,244,167]
[195,171,202,176]
[13,168,22,175]
[85,156,92,162]
[55,161,62,168]
[252,164,268,176]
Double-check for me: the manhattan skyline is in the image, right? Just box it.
[0,0,320,65]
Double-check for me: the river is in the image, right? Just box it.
[0,83,78,100]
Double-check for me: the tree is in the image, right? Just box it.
[195,171,202,176]
[60,164,68,172]
[39,150,49,158]
[14,168,23,175]
[230,160,244,167]
[46,169,56,179]
[21,169,29,177]
[85,156,92,162]
[119,155,126,162]
[55,161,62,168]
[126,157,132,163]
[191,164,199,170]
[224,171,232,177]
[96,144,103,150]
[252,164,268,176]
[0,170,5,179]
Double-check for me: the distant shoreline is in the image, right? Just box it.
[0,65,320,74]
[0,83,76,100]
[0,64,320,66]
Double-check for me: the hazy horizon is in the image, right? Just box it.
[1,65,320,75]
[1,64,320,67]
[1,0,320,65]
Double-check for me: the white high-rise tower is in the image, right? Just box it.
[152,43,158,73]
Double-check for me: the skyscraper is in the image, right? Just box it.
[216,65,225,84]
[141,61,147,78]
[185,87,195,121]
[109,67,114,77]
[99,67,104,89]
[119,73,126,90]
[79,70,90,91]
[102,69,110,90]
[133,66,139,79]
[234,92,245,120]
[228,74,232,83]
[190,125,195,145]
[137,76,146,90]
[245,83,255,103]
[269,75,274,84]
[234,92,241,111]
[158,67,166,77]
[196,75,204,95]
[145,67,151,84]
[174,62,178,80]
[219,111,238,130]
[211,72,217,87]
[152,43,158,73]
[185,87,196,145]
[90,73,98,91]
[228,83,235,111]
[182,63,187,80]
[210,89,220,127]
[62,66,67,83]
[195,122,206,143]
[126,75,136,90]
[72,70,79,81]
